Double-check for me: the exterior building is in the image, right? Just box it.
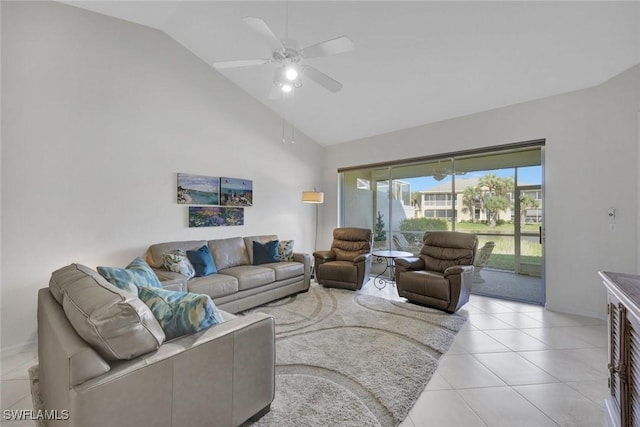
[413,176,542,224]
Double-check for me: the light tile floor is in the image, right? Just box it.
[1,280,608,426]
[1,346,38,426]
[360,279,608,427]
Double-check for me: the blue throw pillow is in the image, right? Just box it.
[137,287,224,340]
[253,240,279,265]
[186,245,217,276]
[97,257,162,296]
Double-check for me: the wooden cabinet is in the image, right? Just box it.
[601,271,640,427]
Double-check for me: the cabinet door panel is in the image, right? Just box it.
[610,299,622,416]
[627,310,640,426]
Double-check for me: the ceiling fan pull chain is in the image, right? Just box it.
[281,93,286,144]
[291,89,295,143]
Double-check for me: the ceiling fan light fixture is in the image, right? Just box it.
[275,65,302,93]
[285,66,298,81]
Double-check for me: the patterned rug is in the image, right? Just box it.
[245,284,467,427]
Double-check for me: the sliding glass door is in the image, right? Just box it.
[339,144,544,304]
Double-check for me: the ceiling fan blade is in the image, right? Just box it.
[303,66,343,93]
[212,58,272,69]
[301,36,355,59]
[242,17,284,52]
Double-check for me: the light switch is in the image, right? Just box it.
[610,223,617,233]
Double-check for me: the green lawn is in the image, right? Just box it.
[396,222,543,272]
[455,222,540,234]
[487,254,542,271]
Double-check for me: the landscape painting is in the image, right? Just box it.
[177,173,219,205]
[220,177,253,206]
[188,207,244,227]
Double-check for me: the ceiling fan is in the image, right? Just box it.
[213,17,355,94]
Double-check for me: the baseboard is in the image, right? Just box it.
[544,302,606,321]
[1,340,37,359]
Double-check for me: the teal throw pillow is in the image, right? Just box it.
[162,249,195,279]
[278,240,295,262]
[137,287,224,340]
[97,257,162,296]
[186,245,217,276]
[253,240,279,265]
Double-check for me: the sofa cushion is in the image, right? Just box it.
[209,237,250,270]
[186,245,217,277]
[146,240,207,269]
[262,262,304,281]
[50,264,166,360]
[187,274,239,299]
[278,240,295,262]
[137,287,224,340]
[97,257,162,296]
[161,249,195,279]
[219,265,275,291]
[253,240,279,265]
[243,235,278,264]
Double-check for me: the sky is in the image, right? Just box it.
[402,166,542,192]
[178,173,219,192]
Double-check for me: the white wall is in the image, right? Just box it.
[324,65,640,319]
[1,1,324,352]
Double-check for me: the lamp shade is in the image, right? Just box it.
[302,191,324,204]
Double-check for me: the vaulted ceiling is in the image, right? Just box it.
[63,1,640,146]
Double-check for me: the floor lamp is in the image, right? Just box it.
[302,190,324,278]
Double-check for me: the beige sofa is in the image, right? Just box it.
[146,234,311,313]
[38,263,275,427]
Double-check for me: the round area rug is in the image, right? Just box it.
[246,284,466,426]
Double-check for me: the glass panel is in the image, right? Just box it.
[341,167,390,277]
[390,160,453,254]
[338,145,543,304]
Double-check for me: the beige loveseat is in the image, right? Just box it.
[146,234,311,313]
[38,263,275,427]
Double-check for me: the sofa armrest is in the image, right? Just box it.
[71,313,275,426]
[292,252,310,271]
[293,252,312,286]
[444,265,474,278]
[395,257,424,271]
[38,289,111,390]
[152,268,187,292]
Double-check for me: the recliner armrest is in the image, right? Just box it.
[313,250,335,261]
[395,257,424,270]
[444,265,474,277]
[353,253,371,264]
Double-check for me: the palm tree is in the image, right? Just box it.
[477,173,514,226]
[461,187,480,222]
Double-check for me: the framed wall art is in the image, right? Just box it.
[220,177,253,206]
[188,206,244,227]
[177,173,219,205]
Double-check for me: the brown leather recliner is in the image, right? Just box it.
[313,227,373,290]
[395,231,478,313]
